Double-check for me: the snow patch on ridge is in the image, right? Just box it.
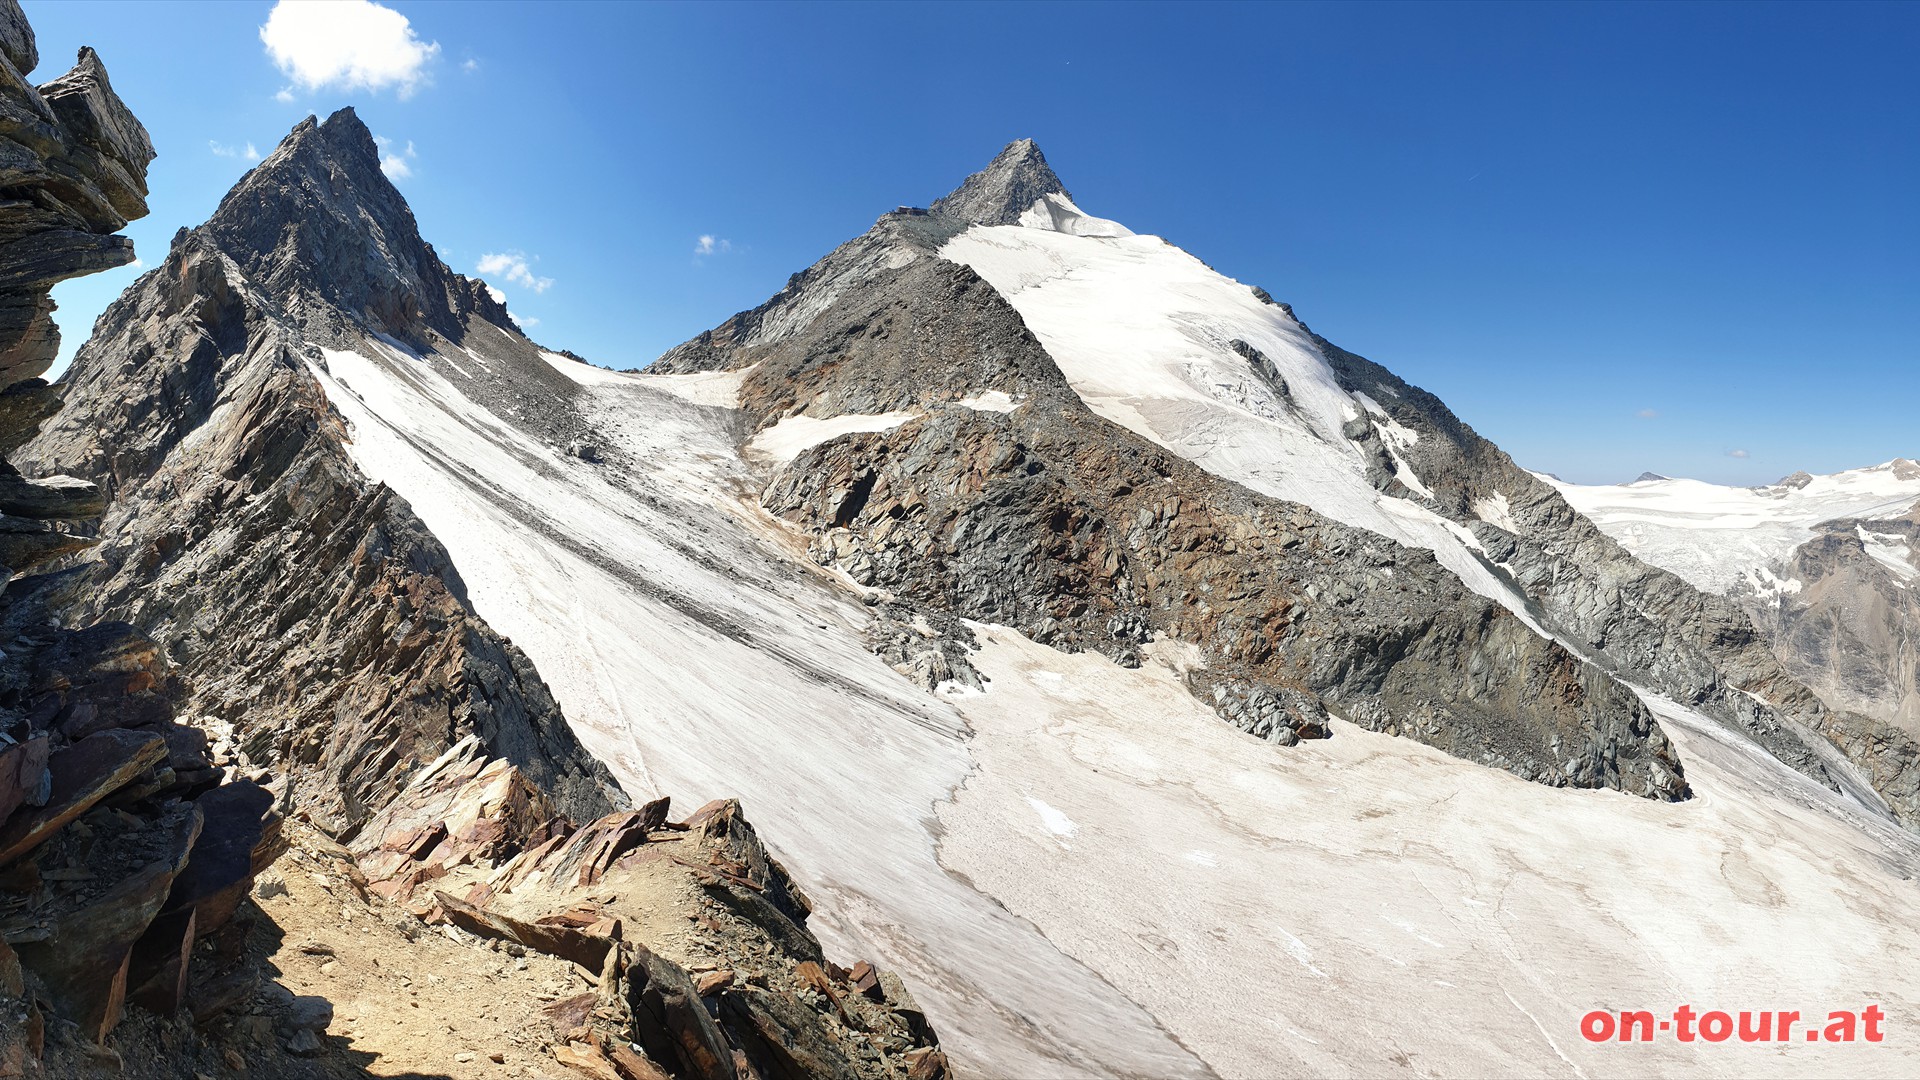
[746,411,916,465]
[955,390,1019,413]
[1473,492,1517,533]
[1017,192,1134,238]
[1859,527,1918,586]
[538,349,644,387]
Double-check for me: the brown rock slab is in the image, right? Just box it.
[160,779,281,935]
[0,728,165,866]
[553,1042,624,1080]
[17,801,200,1042]
[0,734,48,825]
[434,891,617,972]
[541,992,596,1042]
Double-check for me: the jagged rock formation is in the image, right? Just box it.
[21,109,621,836]
[660,141,1689,800]
[0,4,283,1071]
[1760,502,1920,731]
[347,739,949,1080]
[22,99,951,1078]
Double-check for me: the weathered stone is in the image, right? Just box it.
[161,779,281,936]
[623,943,737,1080]
[17,801,199,1042]
[0,734,46,824]
[0,728,164,865]
[552,1042,624,1080]
[0,513,86,570]
[0,472,101,518]
[433,890,616,973]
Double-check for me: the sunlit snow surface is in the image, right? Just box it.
[1548,464,1920,594]
[941,627,1920,1078]
[309,343,1205,1078]
[940,197,1543,631]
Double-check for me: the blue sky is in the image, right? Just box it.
[23,0,1917,485]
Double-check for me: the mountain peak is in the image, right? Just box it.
[929,138,1070,227]
[198,109,498,345]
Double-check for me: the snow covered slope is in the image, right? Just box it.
[1548,460,1920,594]
[942,626,1920,1079]
[313,338,1920,1078]
[940,196,1539,630]
[308,340,1209,1078]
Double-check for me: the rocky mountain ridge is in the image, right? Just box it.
[658,138,1895,815]
[13,71,950,1080]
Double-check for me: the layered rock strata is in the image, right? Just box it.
[0,4,284,1068]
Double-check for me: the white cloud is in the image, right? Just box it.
[275,88,296,104]
[515,315,539,328]
[1727,449,1751,459]
[461,58,479,73]
[375,135,417,180]
[1636,408,1658,419]
[476,251,553,293]
[485,285,506,305]
[124,257,145,272]
[212,140,263,161]
[694,234,733,256]
[260,0,440,99]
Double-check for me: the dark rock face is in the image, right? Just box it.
[1305,334,1920,822]
[0,29,151,388]
[20,108,621,835]
[925,137,1068,227]
[200,109,503,350]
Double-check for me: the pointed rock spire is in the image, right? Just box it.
[929,138,1071,227]
[199,107,489,345]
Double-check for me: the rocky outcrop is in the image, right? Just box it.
[335,736,950,1080]
[0,21,151,391]
[0,6,287,1068]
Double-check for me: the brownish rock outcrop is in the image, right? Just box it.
[0,4,288,1068]
[348,737,948,1080]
